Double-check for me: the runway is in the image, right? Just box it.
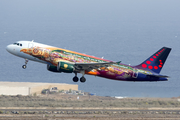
[0,107,180,120]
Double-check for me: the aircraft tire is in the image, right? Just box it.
[80,77,86,83]
[22,65,26,69]
[73,76,79,82]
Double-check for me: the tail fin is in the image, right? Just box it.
[135,47,171,73]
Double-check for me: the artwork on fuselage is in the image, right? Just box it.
[20,46,136,79]
[21,46,108,65]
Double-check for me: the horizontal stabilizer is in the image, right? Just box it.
[147,74,169,78]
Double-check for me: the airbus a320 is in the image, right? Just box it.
[6,41,171,83]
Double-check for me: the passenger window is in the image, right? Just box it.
[17,43,19,46]
[20,44,22,46]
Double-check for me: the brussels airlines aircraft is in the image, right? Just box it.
[6,41,171,83]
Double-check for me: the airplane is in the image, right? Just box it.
[6,40,171,83]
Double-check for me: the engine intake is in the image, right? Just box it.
[47,65,59,72]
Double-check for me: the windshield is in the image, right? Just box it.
[13,43,22,46]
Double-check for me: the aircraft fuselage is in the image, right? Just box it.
[6,41,171,82]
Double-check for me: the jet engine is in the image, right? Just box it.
[47,64,59,72]
[57,61,74,73]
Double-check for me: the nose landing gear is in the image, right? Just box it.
[22,59,28,69]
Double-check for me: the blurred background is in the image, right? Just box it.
[0,0,180,97]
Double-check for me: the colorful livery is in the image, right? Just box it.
[6,41,171,83]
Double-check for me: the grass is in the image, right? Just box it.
[0,95,180,108]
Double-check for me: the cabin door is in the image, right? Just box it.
[132,69,138,78]
[28,42,34,48]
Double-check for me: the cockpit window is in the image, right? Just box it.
[13,43,22,46]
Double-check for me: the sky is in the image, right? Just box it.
[0,0,180,97]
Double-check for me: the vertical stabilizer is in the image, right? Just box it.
[135,47,171,73]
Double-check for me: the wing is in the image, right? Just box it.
[74,62,116,72]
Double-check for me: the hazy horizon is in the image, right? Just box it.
[0,0,180,97]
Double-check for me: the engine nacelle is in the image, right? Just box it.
[57,62,74,73]
[47,64,59,72]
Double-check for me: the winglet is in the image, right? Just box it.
[116,61,121,64]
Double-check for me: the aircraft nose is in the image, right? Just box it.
[6,45,11,53]
[6,44,16,55]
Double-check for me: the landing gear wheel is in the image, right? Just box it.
[73,76,79,82]
[80,77,86,83]
[22,59,28,69]
[22,65,27,69]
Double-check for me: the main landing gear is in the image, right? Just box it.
[73,72,86,83]
[22,59,28,69]
[80,76,86,83]
[73,73,79,82]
